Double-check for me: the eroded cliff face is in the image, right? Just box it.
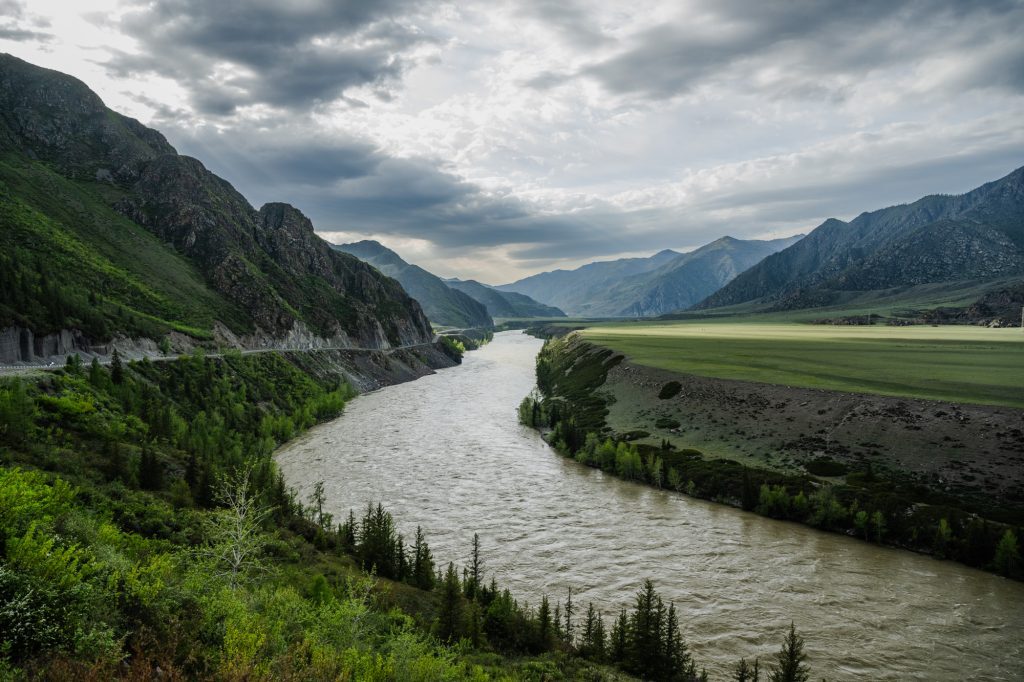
[0,326,165,364]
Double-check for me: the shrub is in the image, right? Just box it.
[657,381,682,399]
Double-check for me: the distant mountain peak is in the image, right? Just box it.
[695,165,1024,311]
[498,235,800,317]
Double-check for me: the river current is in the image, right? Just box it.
[276,331,1024,680]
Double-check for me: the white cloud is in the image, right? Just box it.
[2,0,1022,282]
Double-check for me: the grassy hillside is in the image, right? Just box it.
[0,153,250,339]
[580,321,1024,408]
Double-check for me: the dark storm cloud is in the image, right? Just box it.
[567,0,1024,100]
[103,0,435,114]
[163,115,1024,270]
[165,121,627,256]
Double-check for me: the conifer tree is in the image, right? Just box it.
[538,595,552,645]
[138,447,163,490]
[994,529,1020,577]
[610,608,629,663]
[467,532,483,599]
[564,586,575,643]
[89,357,104,387]
[412,525,435,590]
[734,657,760,682]
[437,562,463,643]
[110,348,124,385]
[768,622,809,682]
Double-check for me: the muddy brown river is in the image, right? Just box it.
[276,331,1024,680]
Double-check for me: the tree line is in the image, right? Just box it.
[521,338,1022,580]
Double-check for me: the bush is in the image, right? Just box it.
[657,381,682,399]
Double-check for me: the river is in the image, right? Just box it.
[276,330,1024,680]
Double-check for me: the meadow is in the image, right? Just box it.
[579,321,1024,408]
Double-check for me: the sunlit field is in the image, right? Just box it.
[580,322,1024,408]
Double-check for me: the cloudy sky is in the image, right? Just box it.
[3,0,1024,282]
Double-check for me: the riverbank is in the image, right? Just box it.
[0,340,648,680]
[523,331,1023,579]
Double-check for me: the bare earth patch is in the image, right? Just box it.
[603,359,1024,514]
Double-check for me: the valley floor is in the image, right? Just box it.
[580,321,1024,408]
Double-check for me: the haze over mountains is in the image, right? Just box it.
[334,240,493,328]
[336,240,564,324]
[444,279,565,320]
[697,166,1024,311]
[500,236,802,317]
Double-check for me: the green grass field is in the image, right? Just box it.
[580,321,1024,408]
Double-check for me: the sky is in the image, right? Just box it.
[3,0,1024,283]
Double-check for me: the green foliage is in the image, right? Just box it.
[768,622,810,682]
[606,579,699,681]
[0,157,246,339]
[993,529,1021,578]
[440,336,467,361]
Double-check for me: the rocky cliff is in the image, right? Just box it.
[697,167,1024,310]
[0,53,434,359]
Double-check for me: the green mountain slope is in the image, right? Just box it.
[334,240,493,328]
[445,279,566,318]
[0,53,432,359]
[696,166,1024,311]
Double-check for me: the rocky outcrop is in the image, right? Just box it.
[697,167,1024,311]
[0,54,435,353]
[0,53,174,182]
[0,326,166,365]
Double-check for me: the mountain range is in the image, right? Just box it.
[500,236,802,317]
[0,53,432,359]
[444,279,565,319]
[334,240,493,328]
[696,166,1024,311]
[336,240,565,323]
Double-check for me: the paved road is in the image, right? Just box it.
[0,340,441,376]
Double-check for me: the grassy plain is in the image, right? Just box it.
[579,321,1024,408]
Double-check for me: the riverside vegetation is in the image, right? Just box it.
[519,334,1022,580]
[0,348,819,681]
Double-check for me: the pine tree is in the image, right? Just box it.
[768,622,809,682]
[467,532,483,599]
[735,657,760,682]
[138,447,164,490]
[412,525,435,590]
[89,357,104,387]
[437,562,463,643]
[564,586,575,644]
[664,602,694,679]
[993,529,1020,577]
[110,348,124,385]
[538,595,552,645]
[580,602,606,660]
[609,609,629,663]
